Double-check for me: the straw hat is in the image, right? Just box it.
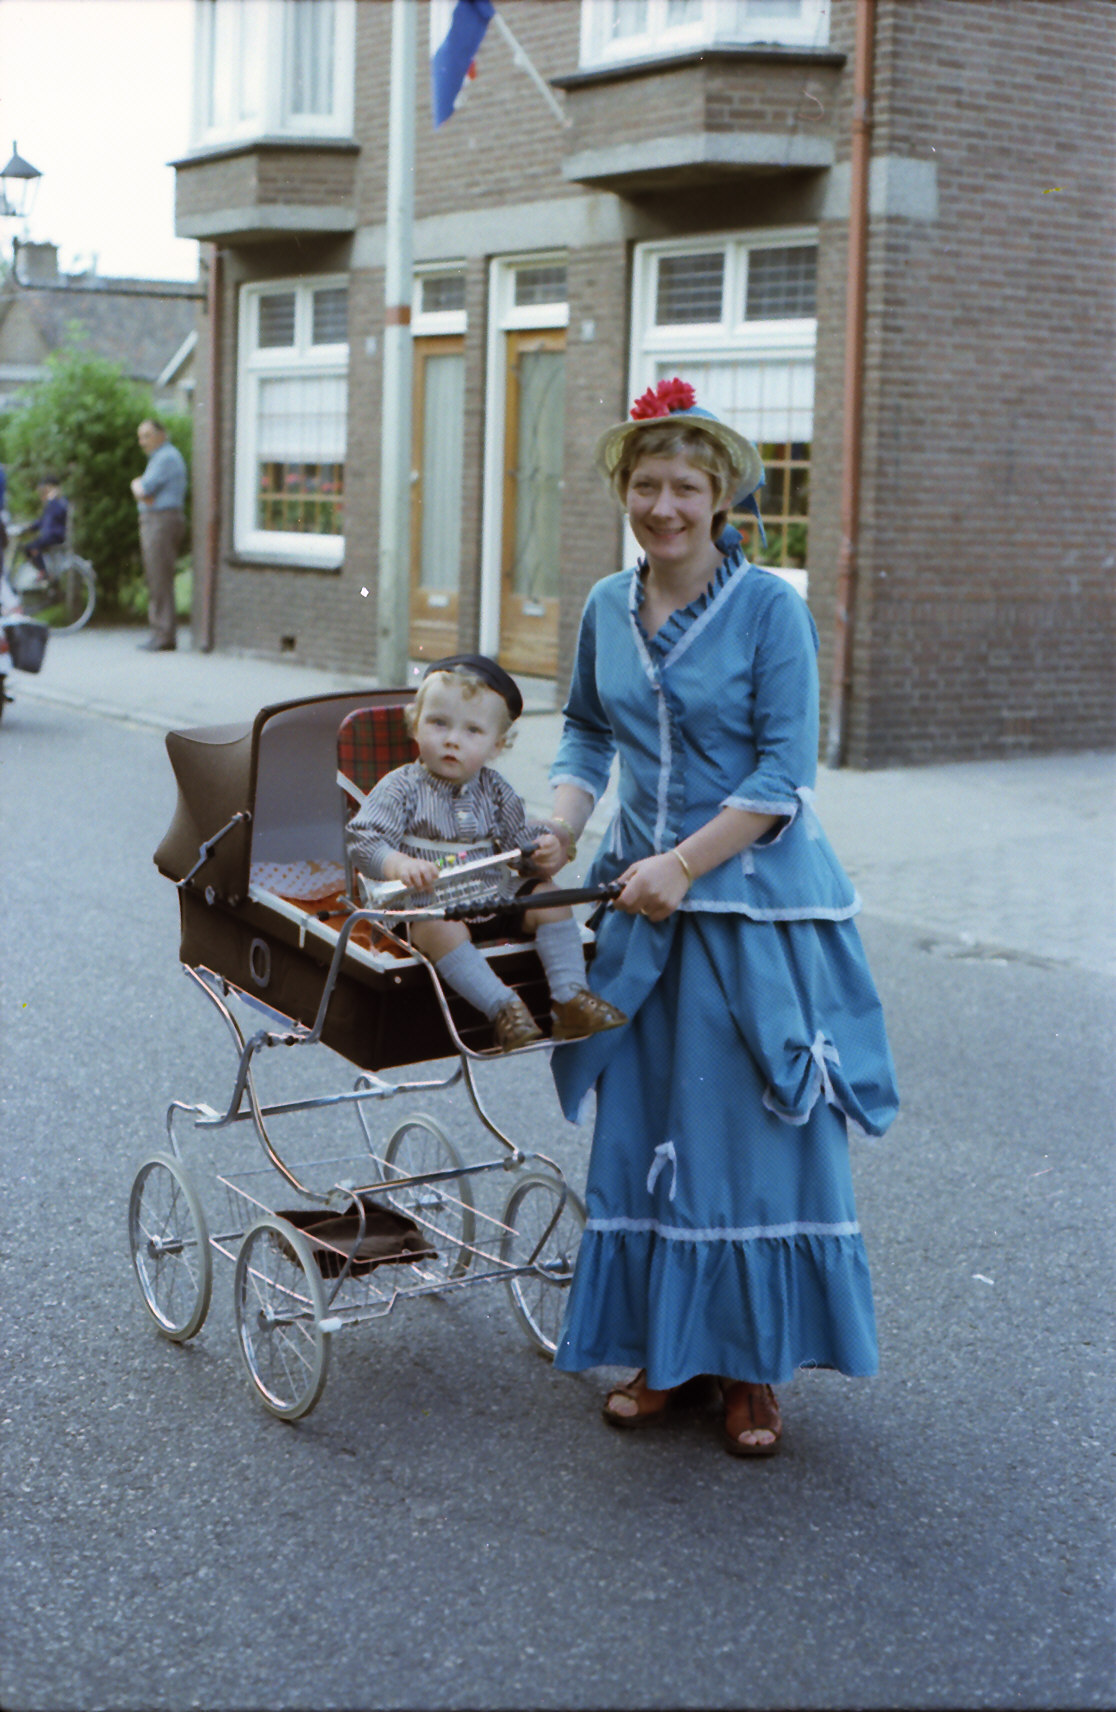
[595,379,764,505]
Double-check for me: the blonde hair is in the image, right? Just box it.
[405,667,516,741]
[609,420,744,537]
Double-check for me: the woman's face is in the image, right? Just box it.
[624,452,720,575]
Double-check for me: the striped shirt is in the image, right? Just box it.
[346,761,547,880]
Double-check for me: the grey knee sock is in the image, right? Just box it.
[433,940,514,1020]
[534,917,588,1005]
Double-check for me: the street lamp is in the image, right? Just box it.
[1,144,43,283]
[0,143,42,223]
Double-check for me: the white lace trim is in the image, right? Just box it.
[675,895,863,921]
[585,1217,861,1242]
[549,770,603,807]
[660,562,745,668]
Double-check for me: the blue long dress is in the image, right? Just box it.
[549,543,899,1389]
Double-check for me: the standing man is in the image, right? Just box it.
[132,418,187,652]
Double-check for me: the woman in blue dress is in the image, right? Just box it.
[543,380,899,1455]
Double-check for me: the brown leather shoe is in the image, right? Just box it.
[493,995,544,1051]
[551,987,628,1041]
[602,1370,671,1429]
[720,1380,782,1457]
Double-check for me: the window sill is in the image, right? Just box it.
[229,551,344,576]
[173,136,360,168]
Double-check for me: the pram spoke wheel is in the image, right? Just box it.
[378,1116,477,1281]
[234,1218,332,1420]
[499,1172,586,1355]
[128,1154,213,1342]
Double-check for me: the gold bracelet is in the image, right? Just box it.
[550,816,578,860]
[671,846,695,886]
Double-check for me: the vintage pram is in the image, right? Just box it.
[129,687,617,1420]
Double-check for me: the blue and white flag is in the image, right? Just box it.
[432,0,495,127]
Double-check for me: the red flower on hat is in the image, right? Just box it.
[629,377,697,420]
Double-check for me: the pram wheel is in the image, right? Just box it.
[128,1154,213,1342]
[499,1172,586,1355]
[234,1218,332,1420]
[378,1116,477,1281]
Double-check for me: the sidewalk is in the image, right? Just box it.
[8,625,1115,977]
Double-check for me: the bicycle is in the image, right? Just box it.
[5,530,97,634]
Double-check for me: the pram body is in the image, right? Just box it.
[153,688,552,1067]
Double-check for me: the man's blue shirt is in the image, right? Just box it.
[139,440,187,511]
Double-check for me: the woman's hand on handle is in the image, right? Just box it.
[613,807,781,921]
[614,852,692,921]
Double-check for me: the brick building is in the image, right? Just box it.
[174,0,1114,764]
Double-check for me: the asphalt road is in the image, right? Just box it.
[1,700,1113,1711]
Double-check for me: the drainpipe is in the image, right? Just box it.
[198,242,221,653]
[825,0,875,767]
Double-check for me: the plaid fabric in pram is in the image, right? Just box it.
[338,705,418,810]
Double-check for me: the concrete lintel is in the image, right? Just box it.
[823,155,939,222]
[352,193,650,269]
[175,206,357,242]
[562,131,835,184]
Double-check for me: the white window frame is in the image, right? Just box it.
[628,229,818,592]
[192,0,355,148]
[479,254,569,656]
[579,0,830,68]
[412,264,468,338]
[633,228,818,361]
[235,277,350,568]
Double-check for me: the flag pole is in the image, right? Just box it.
[490,8,568,127]
[376,0,417,688]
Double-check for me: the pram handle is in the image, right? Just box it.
[442,879,625,920]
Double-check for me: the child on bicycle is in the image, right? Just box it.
[20,476,68,571]
[346,654,627,1052]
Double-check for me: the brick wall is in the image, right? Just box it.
[833,0,1116,762]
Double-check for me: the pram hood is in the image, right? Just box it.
[154,689,409,904]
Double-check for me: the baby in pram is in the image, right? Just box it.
[346,655,627,1052]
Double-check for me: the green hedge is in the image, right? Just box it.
[1,334,192,614]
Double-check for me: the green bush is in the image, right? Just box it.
[1,333,192,615]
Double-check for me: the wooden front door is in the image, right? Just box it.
[410,335,465,664]
[498,329,565,678]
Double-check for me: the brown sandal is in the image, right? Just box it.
[720,1380,782,1457]
[601,1370,671,1429]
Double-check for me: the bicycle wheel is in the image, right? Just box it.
[234,1218,331,1420]
[380,1115,477,1281]
[128,1154,213,1342]
[10,552,96,633]
[499,1171,586,1355]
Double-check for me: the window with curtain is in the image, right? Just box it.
[632,234,818,581]
[579,0,830,66]
[236,280,349,565]
[194,0,355,144]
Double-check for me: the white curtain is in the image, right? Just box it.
[208,0,266,130]
[419,353,465,590]
[663,357,813,445]
[286,0,336,118]
[256,374,347,462]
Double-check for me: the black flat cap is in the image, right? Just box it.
[423,654,524,721]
